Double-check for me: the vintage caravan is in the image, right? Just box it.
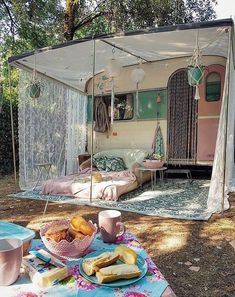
[9,18,235,213]
[86,57,225,166]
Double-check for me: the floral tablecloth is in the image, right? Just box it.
[1,233,171,297]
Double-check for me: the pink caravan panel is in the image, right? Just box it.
[197,64,225,162]
[197,118,219,161]
[198,64,225,116]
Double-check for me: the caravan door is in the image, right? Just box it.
[197,65,225,164]
[167,69,197,164]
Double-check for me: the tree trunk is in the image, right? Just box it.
[64,0,78,41]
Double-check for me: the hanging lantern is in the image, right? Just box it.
[105,58,122,125]
[105,58,122,78]
[131,67,145,117]
[187,66,204,86]
[187,31,205,100]
[187,65,204,100]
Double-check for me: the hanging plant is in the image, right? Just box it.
[187,65,204,86]
[187,31,205,100]
[27,52,43,99]
[29,81,41,99]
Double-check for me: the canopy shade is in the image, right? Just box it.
[9,19,232,93]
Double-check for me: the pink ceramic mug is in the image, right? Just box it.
[98,210,126,243]
[0,238,23,286]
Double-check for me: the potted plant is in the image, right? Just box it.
[142,153,165,168]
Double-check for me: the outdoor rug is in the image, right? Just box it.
[9,179,212,220]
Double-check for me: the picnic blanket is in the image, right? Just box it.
[2,233,173,297]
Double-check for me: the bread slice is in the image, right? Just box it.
[115,246,137,264]
[82,252,119,276]
[96,264,141,283]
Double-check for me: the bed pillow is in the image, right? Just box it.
[93,156,107,171]
[105,157,127,172]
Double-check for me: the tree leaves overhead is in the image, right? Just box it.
[185,0,217,22]
[0,0,64,49]
[0,0,217,47]
[63,0,217,40]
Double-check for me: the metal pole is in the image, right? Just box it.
[8,64,17,189]
[221,28,232,213]
[90,38,96,204]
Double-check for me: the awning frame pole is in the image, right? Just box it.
[221,28,232,213]
[8,64,17,189]
[90,38,96,204]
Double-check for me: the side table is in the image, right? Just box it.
[33,163,52,190]
[138,166,167,190]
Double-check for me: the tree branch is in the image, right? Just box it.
[1,0,17,35]
[74,11,106,31]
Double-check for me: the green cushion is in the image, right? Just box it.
[93,149,149,169]
[93,156,107,171]
[105,157,127,172]
[93,156,127,172]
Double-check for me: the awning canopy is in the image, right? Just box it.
[9,19,233,93]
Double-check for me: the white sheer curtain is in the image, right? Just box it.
[66,89,87,174]
[225,40,235,192]
[18,71,87,190]
[207,29,235,213]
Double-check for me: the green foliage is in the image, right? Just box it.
[73,0,217,35]
[75,16,110,39]
[146,153,164,161]
[0,99,18,175]
[185,0,217,22]
[0,1,64,48]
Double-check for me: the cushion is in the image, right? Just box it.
[93,149,149,169]
[93,156,107,171]
[105,157,127,172]
[93,156,127,172]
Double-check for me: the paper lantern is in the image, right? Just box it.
[105,58,122,78]
[131,68,145,84]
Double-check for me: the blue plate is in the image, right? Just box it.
[79,251,148,287]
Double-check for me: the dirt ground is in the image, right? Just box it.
[0,175,234,297]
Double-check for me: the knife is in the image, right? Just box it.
[29,250,64,268]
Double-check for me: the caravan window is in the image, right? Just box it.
[94,93,134,121]
[114,94,133,120]
[206,72,221,102]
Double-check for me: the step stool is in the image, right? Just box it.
[164,169,192,180]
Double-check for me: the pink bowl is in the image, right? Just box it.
[142,160,164,168]
[40,219,97,260]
